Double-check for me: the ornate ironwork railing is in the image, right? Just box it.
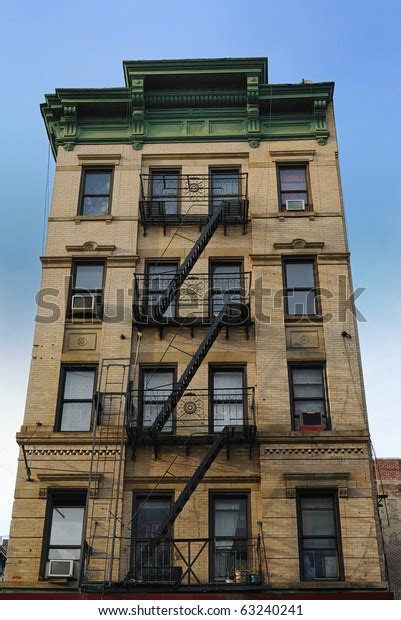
[132,271,252,326]
[126,387,256,436]
[139,173,249,234]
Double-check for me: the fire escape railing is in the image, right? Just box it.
[126,386,256,436]
[139,173,249,235]
[133,271,252,326]
[128,536,263,586]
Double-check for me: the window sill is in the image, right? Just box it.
[285,315,323,324]
[278,211,316,221]
[75,215,113,224]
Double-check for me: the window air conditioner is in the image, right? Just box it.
[47,559,75,579]
[71,293,95,313]
[285,199,305,211]
[300,411,324,430]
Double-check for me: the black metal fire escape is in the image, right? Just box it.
[127,191,255,583]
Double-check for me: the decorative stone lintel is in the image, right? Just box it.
[273,238,324,251]
[40,256,72,268]
[317,253,350,264]
[37,473,103,498]
[65,241,116,253]
[284,472,350,498]
[269,149,316,162]
[250,254,282,266]
[77,153,121,166]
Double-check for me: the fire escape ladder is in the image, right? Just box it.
[149,305,235,439]
[152,206,224,322]
[80,358,130,590]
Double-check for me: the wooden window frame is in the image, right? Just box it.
[277,163,312,211]
[296,490,344,582]
[282,257,320,317]
[39,489,87,580]
[55,364,97,432]
[78,167,114,216]
[288,362,331,431]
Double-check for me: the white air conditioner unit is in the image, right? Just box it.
[71,293,95,313]
[300,411,324,430]
[47,559,75,579]
[286,199,305,211]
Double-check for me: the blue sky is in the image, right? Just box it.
[0,0,400,536]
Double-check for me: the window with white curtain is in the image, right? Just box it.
[211,368,245,432]
[211,495,248,581]
[210,262,242,316]
[58,367,96,431]
[141,368,174,432]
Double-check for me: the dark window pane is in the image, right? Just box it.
[301,496,333,510]
[75,264,104,290]
[211,263,242,315]
[82,196,109,216]
[286,290,316,315]
[148,264,177,317]
[303,550,338,579]
[302,509,336,537]
[285,262,315,288]
[143,370,173,431]
[281,192,308,205]
[84,172,111,195]
[136,498,171,538]
[49,507,84,546]
[280,167,306,187]
[151,172,179,214]
[212,171,240,210]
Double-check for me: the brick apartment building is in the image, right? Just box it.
[1,57,392,598]
[376,459,401,599]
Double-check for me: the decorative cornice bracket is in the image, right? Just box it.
[247,75,260,147]
[131,77,145,150]
[314,99,329,145]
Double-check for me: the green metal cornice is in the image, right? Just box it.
[123,57,268,86]
[41,58,335,157]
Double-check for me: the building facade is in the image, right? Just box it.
[376,459,401,599]
[2,58,391,598]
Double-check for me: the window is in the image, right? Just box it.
[132,494,172,575]
[140,367,175,432]
[57,366,96,431]
[289,365,329,430]
[210,261,242,316]
[150,169,180,215]
[70,262,104,316]
[79,169,112,216]
[278,165,309,210]
[210,169,240,212]
[284,259,317,316]
[210,367,245,432]
[297,492,342,580]
[210,494,248,581]
[145,262,179,318]
[42,491,86,578]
